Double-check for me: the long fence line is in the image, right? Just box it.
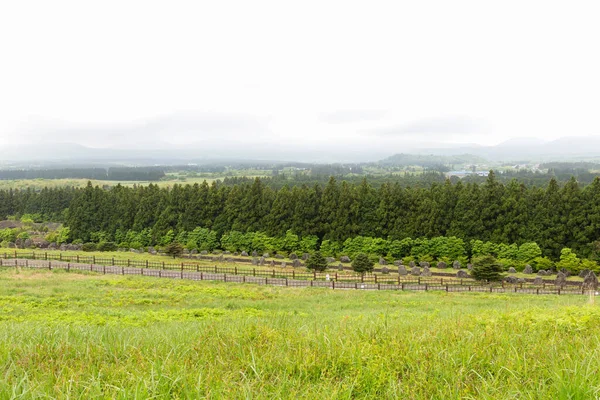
[1,250,583,287]
[0,258,591,296]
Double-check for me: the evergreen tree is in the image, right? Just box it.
[165,242,184,258]
[471,255,503,282]
[351,253,374,274]
[306,251,328,272]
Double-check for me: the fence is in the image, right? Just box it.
[0,258,591,296]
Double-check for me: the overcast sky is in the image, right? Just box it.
[1,0,599,153]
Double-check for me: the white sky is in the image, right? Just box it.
[1,0,599,151]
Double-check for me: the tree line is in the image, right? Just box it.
[0,167,165,181]
[2,172,600,261]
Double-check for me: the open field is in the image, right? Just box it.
[0,173,268,190]
[1,268,600,398]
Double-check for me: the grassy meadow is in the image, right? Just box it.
[0,170,268,191]
[1,268,600,399]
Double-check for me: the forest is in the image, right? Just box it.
[0,167,165,181]
[1,171,600,262]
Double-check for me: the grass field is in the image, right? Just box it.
[1,268,599,399]
[0,171,268,190]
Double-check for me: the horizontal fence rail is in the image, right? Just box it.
[0,258,592,296]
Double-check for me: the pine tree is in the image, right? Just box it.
[165,242,184,258]
[471,255,503,281]
[306,251,328,272]
[351,253,374,274]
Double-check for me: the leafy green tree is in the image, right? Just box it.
[516,242,542,262]
[497,243,518,259]
[319,239,341,257]
[389,237,413,259]
[306,251,328,272]
[351,253,374,274]
[160,229,175,246]
[165,242,184,258]
[282,230,299,253]
[471,255,503,282]
[556,248,581,273]
[531,256,554,272]
[298,235,319,253]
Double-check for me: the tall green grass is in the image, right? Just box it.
[1,268,599,399]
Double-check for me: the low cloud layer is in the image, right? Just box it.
[318,110,388,124]
[364,116,489,138]
[14,112,272,148]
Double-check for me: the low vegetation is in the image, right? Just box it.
[1,269,599,398]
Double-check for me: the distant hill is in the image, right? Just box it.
[406,136,600,161]
[379,153,488,167]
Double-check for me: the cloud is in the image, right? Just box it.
[364,116,489,137]
[318,109,388,124]
[14,112,272,147]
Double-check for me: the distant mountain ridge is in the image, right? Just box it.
[2,135,600,165]
[379,153,488,167]
[407,136,600,161]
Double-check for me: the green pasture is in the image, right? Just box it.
[1,268,599,398]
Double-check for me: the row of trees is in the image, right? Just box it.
[3,173,600,261]
[0,167,165,181]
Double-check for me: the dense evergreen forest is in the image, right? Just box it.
[2,172,600,261]
[0,167,165,181]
